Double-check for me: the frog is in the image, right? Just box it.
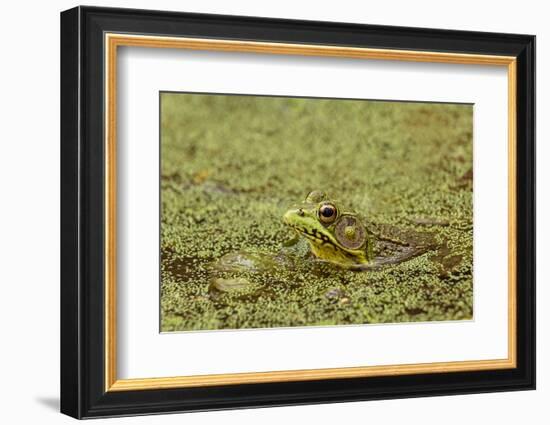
[283,190,373,268]
[283,190,437,271]
[207,190,437,295]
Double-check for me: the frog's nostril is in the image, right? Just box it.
[298,208,304,216]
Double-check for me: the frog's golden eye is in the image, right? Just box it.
[318,203,338,224]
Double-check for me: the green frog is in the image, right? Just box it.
[283,190,373,268]
[208,190,436,295]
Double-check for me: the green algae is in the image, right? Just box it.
[160,93,473,332]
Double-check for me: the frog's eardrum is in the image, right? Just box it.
[334,215,367,250]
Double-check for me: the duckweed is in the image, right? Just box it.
[160,93,473,331]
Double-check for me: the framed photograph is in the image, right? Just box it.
[60,6,535,419]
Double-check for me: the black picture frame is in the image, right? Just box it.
[60,5,535,419]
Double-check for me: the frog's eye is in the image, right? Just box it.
[318,203,338,224]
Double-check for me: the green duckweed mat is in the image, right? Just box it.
[160,93,473,332]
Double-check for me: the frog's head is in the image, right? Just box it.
[283,190,372,267]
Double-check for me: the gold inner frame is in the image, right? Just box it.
[104,33,517,392]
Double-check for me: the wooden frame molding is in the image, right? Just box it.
[104,33,518,392]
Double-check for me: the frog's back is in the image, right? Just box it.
[358,221,437,270]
